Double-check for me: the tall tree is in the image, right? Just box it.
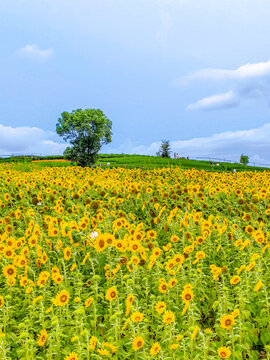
[240,154,249,165]
[156,140,171,158]
[56,109,112,167]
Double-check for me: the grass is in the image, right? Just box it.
[98,154,270,172]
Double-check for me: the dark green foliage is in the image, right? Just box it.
[56,109,112,167]
[156,140,171,158]
[240,154,249,165]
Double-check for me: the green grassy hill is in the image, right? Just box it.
[98,154,270,172]
[1,154,269,172]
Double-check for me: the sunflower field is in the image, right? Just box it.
[0,164,270,360]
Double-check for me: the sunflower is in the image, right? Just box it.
[129,241,141,253]
[162,310,175,325]
[158,282,168,293]
[122,317,131,330]
[217,346,231,359]
[6,237,16,247]
[245,225,254,234]
[5,225,13,234]
[231,309,240,318]
[182,301,189,315]
[131,255,140,266]
[105,286,117,301]
[170,235,179,243]
[33,295,43,304]
[195,251,205,260]
[104,233,115,246]
[115,240,126,252]
[246,261,256,271]
[52,266,60,275]
[196,236,204,245]
[165,260,175,271]
[181,288,194,303]
[230,275,240,285]
[89,336,97,350]
[132,336,144,351]
[173,254,184,264]
[63,247,71,260]
[149,342,161,356]
[84,296,93,308]
[20,277,28,287]
[191,325,199,339]
[155,301,166,314]
[184,245,194,254]
[28,235,38,248]
[169,278,177,288]
[97,348,109,355]
[52,274,63,284]
[3,264,16,278]
[82,253,90,264]
[220,315,236,330]
[113,219,123,229]
[102,342,117,353]
[95,237,108,253]
[131,312,144,322]
[126,293,134,306]
[125,294,134,316]
[20,246,29,256]
[64,352,78,360]
[147,230,157,239]
[46,306,52,314]
[41,252,48,264]
[3,247,15,259]
[53,289,70,306]
[234,239,242,247]
[37,329,48,347]
[152,247,162,258]
[0,295,3,307]
[70,264,77,272]
[134,232,143,241]
[37,271,50,287]
[254,280,263,292]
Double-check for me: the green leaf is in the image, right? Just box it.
[234,350,243,360]
[260,329,270,345]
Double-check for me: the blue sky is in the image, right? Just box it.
[1,0,270,164]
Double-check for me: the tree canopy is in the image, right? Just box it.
[56,108,112,167]
[156,140,171,158]
[240,154,249,165]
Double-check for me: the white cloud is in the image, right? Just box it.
[0,124,66,156]
[104,123,270,165]
[18,45,54,60]
[169,123,270,164]
[185,59,270,82]
[182,59,270,111]
[187,90,239,110]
